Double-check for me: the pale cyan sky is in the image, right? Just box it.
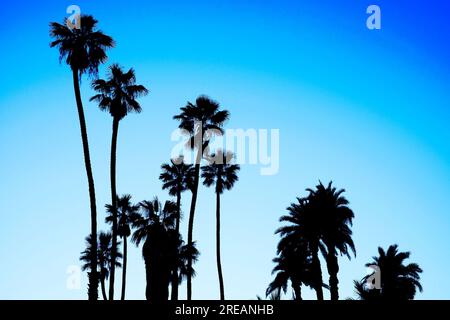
[0,0,449,299]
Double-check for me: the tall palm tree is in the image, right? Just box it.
[159,156,194,300]
[80,232,122,300]
[267,242,313,301]
[91,64,148,300]
[355,245,423,300]
[307,182,356,300]
[201,150,240,300]
[50,15,114,300]
[277,196,326,300]
[173,95,229,299]
[106,194,140,300]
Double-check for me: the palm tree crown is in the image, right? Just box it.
[174,95,229,152]
[355,244,423,300]
[201,150,240,194]
[90,64,149,120]
[307,182,355,259]
[131,198,178,246]
[50,15,114,76]
[160,156,195,196]
[106,194,140,238]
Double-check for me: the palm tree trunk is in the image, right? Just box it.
[311,244,324,300]
[121,236,127,300]
[109,117,120,300]
[72,69,98,301]
[171,190,181,301]
[292,282,302,301]
[216,191,225,300]
[327,252,340,301]
[100,276,108,300]
[186,148,202,300]
[144,259,152,301]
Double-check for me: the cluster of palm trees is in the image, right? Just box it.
[267,182,423,300]
[269,182,356,301]
[50,13,423,301]
[50,14,240,301]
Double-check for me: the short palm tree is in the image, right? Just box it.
[50,15,114,300]
[80,232,122,300]
[174,241,200,293]
[277,196,325,300]
[267,242,313,301]
[132,198,178,301]
[159,156,194,300]
[106,194,140,300]
[201,150,240,300]
[159,156,194,234]
[355,245,423,300]
[91,64,148,300]
[307,181,356,300]
[173,96,229,299]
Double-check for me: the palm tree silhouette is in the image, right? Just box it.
[173,241,200,298]
[354,244,423,300]
[201,150,240,300]
[91,64,148,300]
[132,198,178,301]
[159,156,194,236]
[106,195,140,300]
[80,232,122,300]
[277,196,325,300]
[267,242,314,301]
[173,96,229,299]
[159,156,194,300]
[50,15,114,300]
[307,182,356,300]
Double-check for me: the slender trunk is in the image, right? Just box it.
[100,276,108,300]
[327,250,339,301]
[72,69,98,300]
[171,190,181,301]
[216,190,225,300]
[144,259,151,301]
[311,244,324,301]
[186,148,202,300]
[292,281,302,301]
[109,117,120,300]
[121,236,127,300]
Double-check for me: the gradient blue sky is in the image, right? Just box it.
[0,0,449,299]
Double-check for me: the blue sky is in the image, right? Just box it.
[0,0,449,299]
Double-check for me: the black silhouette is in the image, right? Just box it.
[91,64,148,300]
[267,242,314,300]
[201,150,240,300]
[132,198,199,302]
[308,182,355,300]
[106,195,140,300]
[47,12,427,303]
[354,245,423,300]
[173,96,229,300]
[80,232,122,300]
[50,15,114,300]
[276,181,355,300]
[277,197,325,300]
[159,156,195,300]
